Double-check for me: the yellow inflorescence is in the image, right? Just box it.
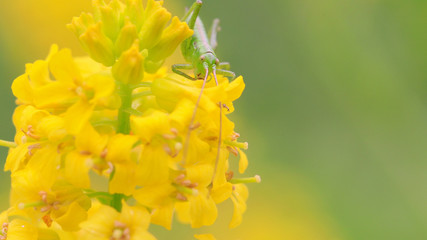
[1,0,256,239]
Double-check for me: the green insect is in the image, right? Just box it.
[173,0,236,180]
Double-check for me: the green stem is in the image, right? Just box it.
[0,139,17,148]
[117,83,132,134]
[111,81,135,210]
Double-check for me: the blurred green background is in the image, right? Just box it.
[1,0,427,239]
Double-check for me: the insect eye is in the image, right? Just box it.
[200,56,205,61]
[215,59,220,65]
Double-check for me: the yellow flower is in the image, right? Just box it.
[11,45,116,135]
[133,182,175,230]
[131,110,180,186]
[10,147,91,231]
[0,208,38,240]
[175,187,217,228]
[174,163,218,228]
[77,202,155,240]
[63,123,108,188]
[5,105,67,173]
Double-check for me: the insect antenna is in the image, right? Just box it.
[181,68,210,166]
[211,68,222,185]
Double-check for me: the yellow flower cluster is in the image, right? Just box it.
[1,0,259,239]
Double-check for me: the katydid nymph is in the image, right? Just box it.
[172,0,236,183]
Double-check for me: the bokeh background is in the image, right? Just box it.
[1,0,427,239]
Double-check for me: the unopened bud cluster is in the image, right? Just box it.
[0,0,257,239]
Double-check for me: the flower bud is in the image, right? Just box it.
[112,41,146,84]
[80,22,115,66]
[146,16,193,62]
[115,19,138,56]
[67,13,95,37]
[99,0,123,40]
[139,7,171,49]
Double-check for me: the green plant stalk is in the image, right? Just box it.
[111,82,133,211]
[117,83,132,135]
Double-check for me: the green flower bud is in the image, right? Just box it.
[115,19,138,56]
[80,23,115,66]
[146,16,193,62]
[112,41,146,85]
[139,7,171,50]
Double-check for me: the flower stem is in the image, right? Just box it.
[112,81,134,211]
[117,83,132,134]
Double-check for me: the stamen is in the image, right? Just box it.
[163,144,172,156]
[80,150,92,155]
[100,148,108,158]
[225,171,234,181]
[226,146,239,156]
[114,220,127,228]
[170,128,179,135]
[176,192,187,201]
[162,133,176,140]
[231,132,240,141]
[181,179,192,186]
[222,103,230,111]
[189,122,201,130]
[28,143,42,155]
[175,174,185,182]
[40,206,51,213]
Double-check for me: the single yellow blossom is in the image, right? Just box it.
[0,208,38,240]
[63,123,108,188]
[77,202,155,240]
